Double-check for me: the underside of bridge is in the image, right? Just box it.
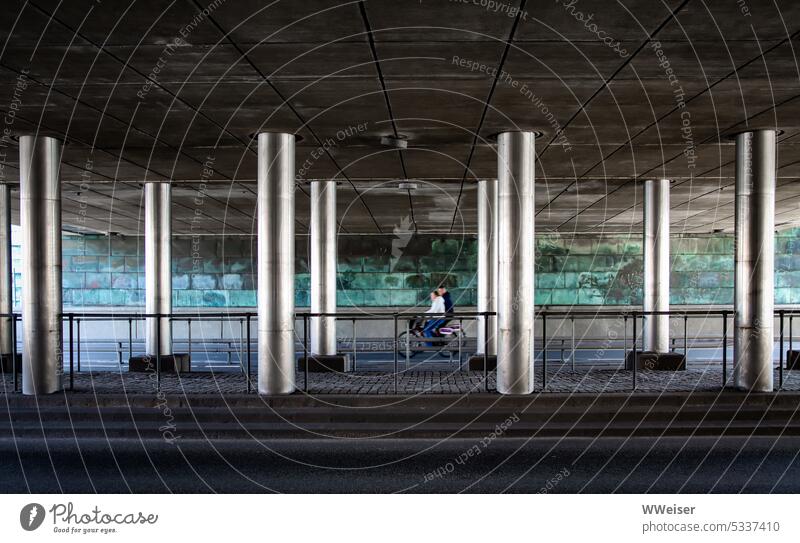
[1,0,799,235]
[0,0,799,398]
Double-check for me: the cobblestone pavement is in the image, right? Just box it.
[2,365,799,395]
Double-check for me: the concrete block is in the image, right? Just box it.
[0,353,22,373]
[70,256,99,272]
[62,237,85,255]
[191,274,217,289]
[221,273,244,290]
[468,354,496,371]
[202,291,227,307]
[297,354,351,372]
[625,350,686,370]
[111,236,139,256]
[129,353,191,373]
[85,273,111,288]
[84,237,110,255]
[226,258,253,273]
[111,273,137,289]
[787,350,800,370]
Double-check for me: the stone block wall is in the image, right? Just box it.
[10,228,800,308]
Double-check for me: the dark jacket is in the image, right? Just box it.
[441,291,454,313]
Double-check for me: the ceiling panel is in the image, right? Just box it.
[0,0,797,234]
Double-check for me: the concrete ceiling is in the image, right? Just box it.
[1,0,800,235]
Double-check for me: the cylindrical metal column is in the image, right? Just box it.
[642,178,670,353]
[258,132,296,395]
[0,184,13,355]
[496,131,536,395]
[144,182,172,356]
[310,179,337,356]
[476,178,497,355]
[734,129,776,392]
[20,135,63,395]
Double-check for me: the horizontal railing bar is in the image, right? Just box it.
[1,308,799,320]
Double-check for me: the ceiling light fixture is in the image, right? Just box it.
[381,134,408,149]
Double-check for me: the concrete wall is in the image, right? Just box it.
[9,227,800,309]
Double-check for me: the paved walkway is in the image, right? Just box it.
[3,366,799,395]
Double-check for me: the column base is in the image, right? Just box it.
[625,350,686,371]
[467,354,497,371]
[129,353,191,373]
[0,353,21,373]
[786,350,800,370]
[297,354,351,372]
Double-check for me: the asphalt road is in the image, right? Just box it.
[2,436,799,493]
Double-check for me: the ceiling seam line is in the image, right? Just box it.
[536,0,693,220]
[190,0,378,234]
[546,21,798,229]
[447,0,529,233]
[358,1,416,232]
[568,35,796,184]
[0,62,239,182]
[0,108,182,183]
[538,0,692,157]
[599,68,800,225]
[28,0,258,152]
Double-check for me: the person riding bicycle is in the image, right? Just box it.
[437,285,454,314]
[422,290,446,344]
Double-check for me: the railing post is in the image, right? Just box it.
[542,312,547,390]
[722,311,728,388]
[623,314,628,369]
[683,315,688,356]
[458,318,463,369]
[156,313,161,393]
[128,318,133,360]
[352,318,357,371]
[393,313,399,394]
[405,319,410,370]
[571,316,575,372]
[779,310,784,391]
[69,314,74,391]
[187,318,192,362]
[246,314,251,394]
[483,312,489,392]
[77,318,81,373]
[239,318,244,365]
[632,313,637,391]
[303,314,308,393]
[11,315,17,392]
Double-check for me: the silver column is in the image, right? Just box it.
[0,184,12,355]
[734,129,776,392]
[310,180,337,356]
[496,131,536,395]
[642,179,670,353]
[144,182,172,356]
[20,135,63,395]
[258,132,296,395]
[476,178,497,355]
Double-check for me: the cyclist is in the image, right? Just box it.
[437,285,454,315]
[422,290,446,345]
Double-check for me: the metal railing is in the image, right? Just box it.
[61,311,258,392]
[2,307,800,394]
[537,309,731,392]
[295,310,495,393]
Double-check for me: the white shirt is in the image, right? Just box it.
[426,296,446,315]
